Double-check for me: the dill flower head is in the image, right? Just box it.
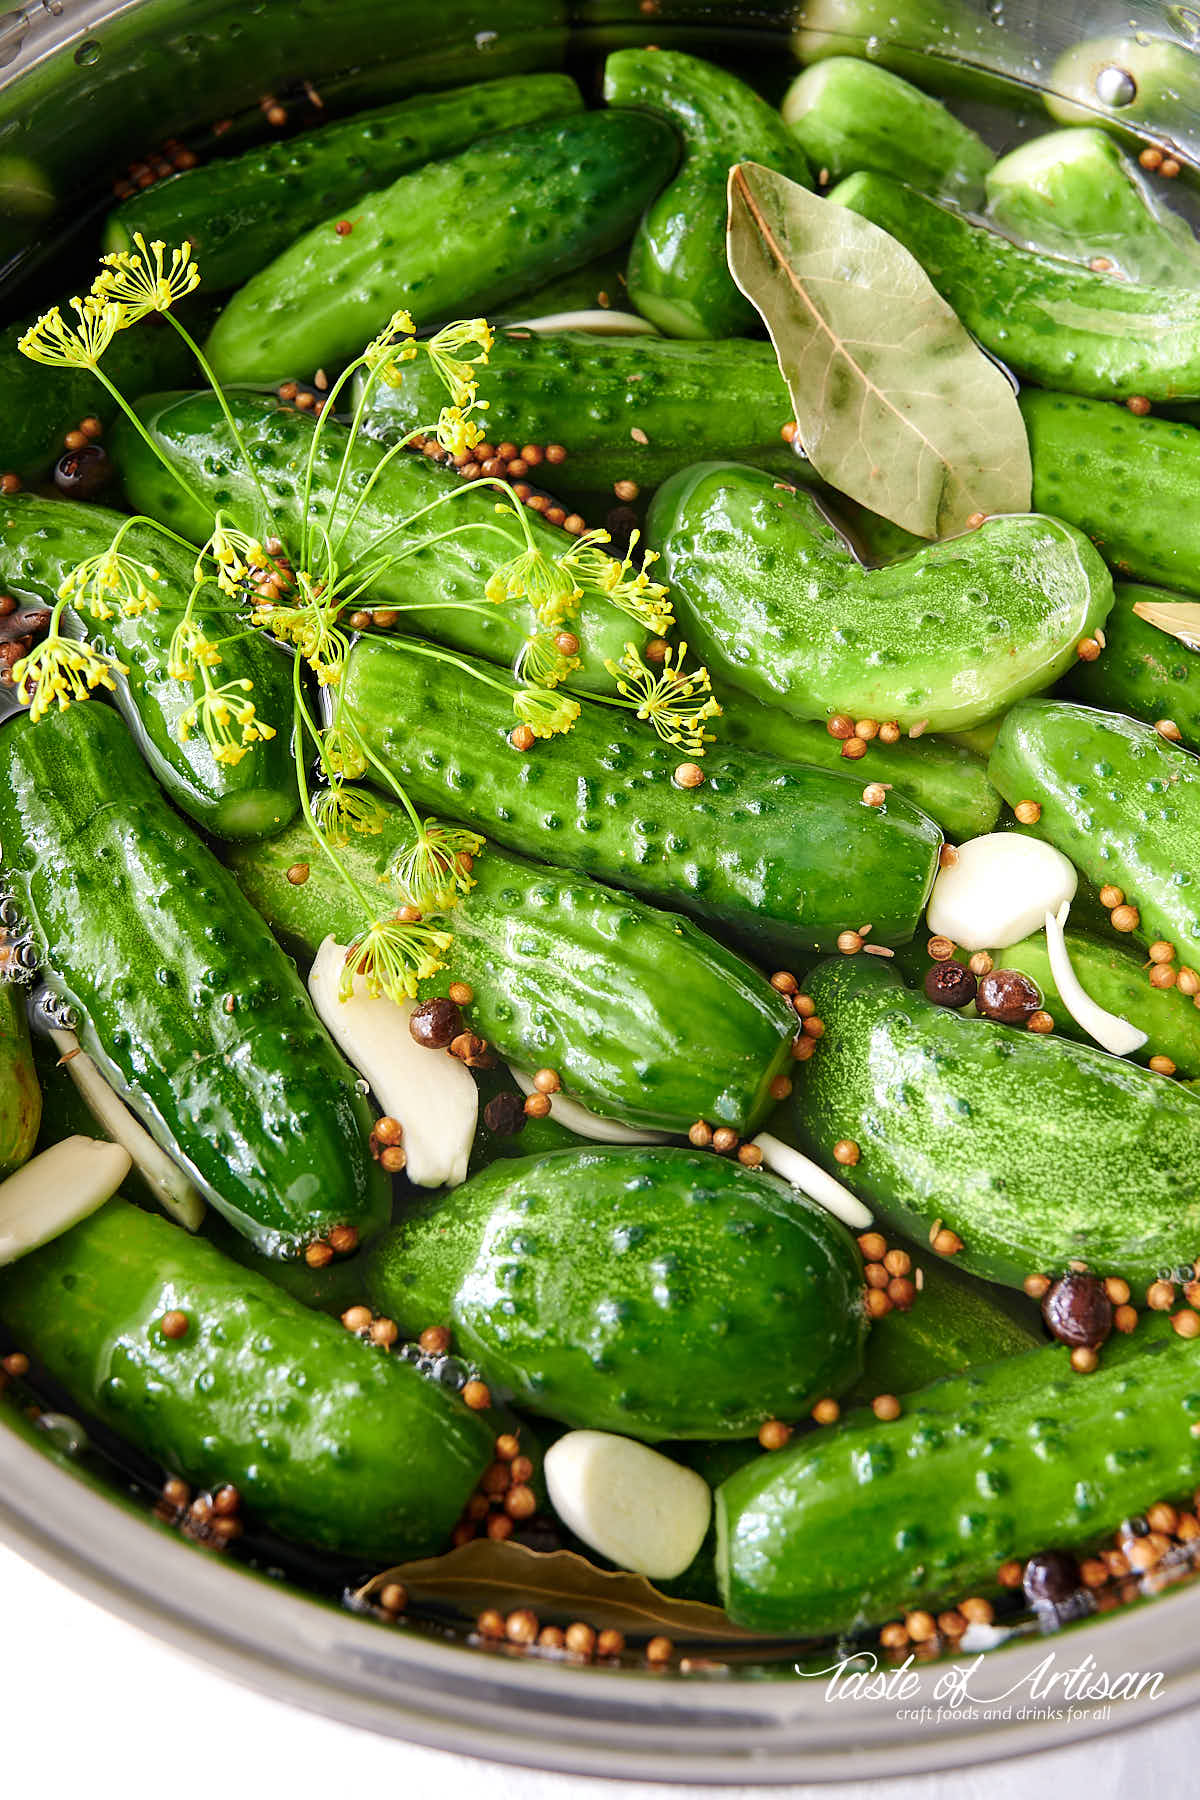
[387,819,483,913]
[512,686,581,741]
[362,310,419,388]
[177,677,275,766]
[484,538,581,629]
[167,616,222,682]
[339,913,454,1005]
[435,404,485,460]
[605,641,721,754]
[568,529,674,635]
[18,296,124,370]
[92,234,201,321]
[516,629,580,691]
[254,590,347,686]
[58,542,163,622]
[424,318,494,408]
[196,519,270,597]
[13,631,127,722]
[311,784,387,848]
[321,724,368,780]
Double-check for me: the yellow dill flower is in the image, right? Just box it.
[424,317,494,407]
[254,597,346,686]
[605,641,721,754]
[178,677,275,765]
[568,529,674,635]
[362,310,419,387]
[513,686,581,741]
[387,819,484,913]
[195,520,270,597]
[167,617,222,682]
[13,631,127,722]
[311,785,387,848]
[321,723,368,780]
[18,296,123,370]
[516,629,580,691]
[339,912,453,1004]
[58,543,163,622]
[434,404,485,460]
[484,540,581,628]
[93,233,201,321]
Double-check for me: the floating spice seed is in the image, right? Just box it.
[524,1092,552,1118]
[827,714,855,740]
[932,1228,963,1256]
[1172,1310,1200,1339]
[369,1316,398,1348]
[1027,1010,1054,1034]
[305,1240,333,1268]
[923,960,977,1009]
[1023,1549,1080,1608]
[976,968,1040,1025]
[1110,904,1140,933]
[838,929,864,954]
[419,1325,452,1354]
[737,1143,763,1168]
[758,1419,792,1450]
[341,1305,372,1332]
[409,997,463,1049]
[1023,1273,1051,1299]
[160,1310,189,1340]
[1076,637,1102,662]
[927,935,956,962]
[768,1074,793,1102]
[879,1623,909,1649]
[379,1145,407,1174]
[285,862,309,886]
[1149,1054,1177,1075]
[674,761,705,789]
[872,1394,901,1421]
[712,1126,739,1154]
[1042,1272,1114,1349]
[841,737,867,760]
[1013,800,1042,824]
[462,1379,491,1410]
[858,1231,886,1260]
[645,1636,673,1666]
[878,721,901,744]
[1070,1346,1099,1373]
[483,1092,527,1137]
[328,1224,358,1254]
[833,1139,860,1166]
[1147,1280,1176,1310]
[811,1397,840,1424]
[379,1582,408,1615]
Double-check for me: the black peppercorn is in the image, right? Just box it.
[408,996,464,1049]
[54,443,112,499]
[1022,1550,1081,1609]
[483,1091,527,1138]
[1042,1272,1114,1349]
[923,960,977,1009]
[976,968,1041,1025]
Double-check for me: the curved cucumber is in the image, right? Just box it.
[986,128,1200,289]
[113,389,642,693]
[1065,581,1200,751]
[226,801,796,1135]
[0,495,296,840]
[648,462,1113,732]
[781,58,994,204]
[206,111,679,383]
[790,955,1200,1289]
[848,1255,1043,1406]
[1046,34,1200,150]
[497,247,632,321]
[365,1145,867,1440]
[602,49,810,339]
[832,170,1200,402]
[355,330,805,499]
[341,634,943,960]
[717,1322,1200,1633]
[0,1199,490,1559]
[0,703,388,1259]
[989,700,1200,972]
[1022,390,1200,598]
[791,0,1018,101]
[104,75,583,294]
[0,984,40,1177]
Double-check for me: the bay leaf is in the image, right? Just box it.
[1132,597,1200,651]
[725,161,1032,539]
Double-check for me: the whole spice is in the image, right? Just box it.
[976,968,1041,1026]
[923,960,977,1009]
[1042,1273,1114,1349]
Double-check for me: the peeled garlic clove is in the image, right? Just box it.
[308,937,477,1188]
[544,1430,712,1580]
[1044,903,1148,1057]
[927,832,1077,951]
[752,1132,873,1231]
[0,1136,131,1266]
[507,309,659,337]
[509,1066,671,1145]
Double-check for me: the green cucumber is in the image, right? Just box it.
[717,1321,1200,1633]
[0,495,296,840]
[989,700,1200,972]
[0,984,40,1176]
[1022,390,1200,597]
[986,128,1200,289]
[1046,34,1200,150]
[781,58,994,204]
[113,389,643,693]
[355,331,805,500]
[0,1199,491,1559]
[790,955,1200,1290]
[466,1062,583,1171]
[0,703,388,1259]
[831,170,1200,402]
[497,248,631,321]
[648,462,1113,732]
[341,634,942,960]
[225,799,796,1134]
[1066,581,1200,751]
[103,75,583,294]
[205,111,679,383]
[848,1255,1043,1406]
[602,49,810,339]
[715,689,1000,841]
[790,0,1018,102]
[365,1145,867,1439]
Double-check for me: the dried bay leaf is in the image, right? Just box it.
[726,161,1032,539]
[1132,597,1200,651]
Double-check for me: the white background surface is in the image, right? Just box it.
[3,1541,1197,1800]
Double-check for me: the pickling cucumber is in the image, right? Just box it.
[498,247,631,321]
[717,1321,1200,1633]
[781,57,994,204]
[365,1145,867,1439]
[205,111,679,383]
[0,703,388,1259]
[791,0,1017,101]
[1022,391,1200,597]
[648,462,1113,732]
[986,128,1200,289]
[114,389,643,692]
[0,495,296,840]
[226,801,796,1134]
[0,984,40,1177]
[0,1199,491,1559]
[1065,581,1200,751]
[1046,33,1200,151]
[791,955,1200,1289]
[832,170,1200,402]
[355,331,805,499]
[341,634,943,960]
[990,700,1200,973]
[848,1255,1043,1405]
[602,49,810,339]
[103,75,583,294]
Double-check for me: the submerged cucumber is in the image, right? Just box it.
[0,1199,491,1559]
[848,1255,1043,1406]
[718,1322,1200,1633]
[341,634,943,961]
[0,984,40,1177]
[1065,581,1200,751]
[365,1145,868,1439]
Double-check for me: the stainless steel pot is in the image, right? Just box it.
[2,0,1200,1779]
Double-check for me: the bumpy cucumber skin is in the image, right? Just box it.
[781,57,994,204]
[832,171,1200,402]
[366,1145,867,1440]
[990,700,1200,972]
[716,688,1000,841]
[357,331,806,499]
[603,49,810,340]
[104,75,583,293]
[649,462,1113,732]
[718,1322,1200,1632]
[205,111,679,383]
[496,247,630,321]
[226,803,796,1134]
[0,983,40,1176]
[791,956,1200,1289]
[0,704,388,1259]
[113,390,641,693]
[847,1255,1042,1406]
[1066,581,1200,750]
[341,635,942,960]
[0,495,296,840]
[1023,391,1200,597]
[0,1200,491,1558]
